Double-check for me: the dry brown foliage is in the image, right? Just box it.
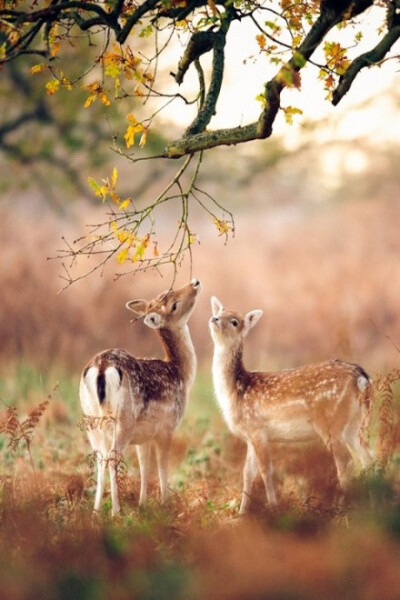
[374,369,400,467]
[2,193,400,373]
[0,397,50,454]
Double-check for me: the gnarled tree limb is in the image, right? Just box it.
[332,23,400,105]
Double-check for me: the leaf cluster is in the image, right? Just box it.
[1,0,399,283]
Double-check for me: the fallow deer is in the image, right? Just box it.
[79,278,202,515]
[209,296,373,514]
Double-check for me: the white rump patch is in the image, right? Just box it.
[105,366,122,390]
[357,375,369,391]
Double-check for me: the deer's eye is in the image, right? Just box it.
[231,319,238,327]
[171,302,178,312]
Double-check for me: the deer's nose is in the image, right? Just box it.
[191,278,201,288]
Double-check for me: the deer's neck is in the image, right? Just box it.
[159,325,197,390]
[212,343,248,406]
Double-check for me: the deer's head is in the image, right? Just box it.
[209,296,263,351]
[127,278,202,330]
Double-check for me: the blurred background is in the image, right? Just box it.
[1,27,400,381]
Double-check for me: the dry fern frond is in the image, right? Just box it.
[0,397,50,453]
[374,370,400,467]
[20,398,50,442]
[77,415,116,432]
[0,406,19,439]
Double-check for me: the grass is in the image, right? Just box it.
[0,364,400,599]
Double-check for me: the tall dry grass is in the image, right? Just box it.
[1,193,400,373]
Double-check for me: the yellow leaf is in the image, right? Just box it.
[117,230,129,243]
[84,95,96,109]
[88,177,108,199]
[124,125,136,148]
[100,92,111,107]
[30,64,47,75]
[45,79,60,95]
[175,19,188,29]
[282,105,303,125]
[110,191,120,204]
[119,199,131,210]
[111,167,118,189]
[256,34,266,50]
[117,248,129,264]
[212,217,231,236]
[51,41,61,57]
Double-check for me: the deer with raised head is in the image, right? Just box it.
[79,278,202,515]
[209,296,373,514]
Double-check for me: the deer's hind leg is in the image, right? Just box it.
[155,434,172,504]
[109,422,132,516]
[87,429,108,512]
[137,442,152,505]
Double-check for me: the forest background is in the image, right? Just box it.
[1,2,400,598]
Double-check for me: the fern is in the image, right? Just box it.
[0,395,50,477]
[374,369,400,468]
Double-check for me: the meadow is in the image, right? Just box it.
[1,172,400,598]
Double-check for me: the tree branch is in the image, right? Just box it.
[332,23,400,105]
[116,0,160,44]
[165,3,348,157]
[184,31,228,136]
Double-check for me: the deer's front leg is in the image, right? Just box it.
[239,441,259,514]
[250,431,277,507]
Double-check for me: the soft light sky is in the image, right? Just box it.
[157,8,400,151]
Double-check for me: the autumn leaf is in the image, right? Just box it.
[277,64,301,89]
[45,79,60,95]
[256,34,266,51]
[117,248,129,264]
[139,25,153,38]
[282,105,303,125]
[111,167,118,189]
[87,177,108,199]
[124,114,146,148]
[324,73,336,89]
[51,41,61,57]
[83,82,110,108]
[30,64,47,75]
[255,93,267,108]
[119,199,131,210]
[84,95,96,109]
[212,217,231,236]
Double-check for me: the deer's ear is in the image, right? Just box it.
[144,312,162,329]
[244,310,263,334]
[211,296,224,317]
[126,299,148,317]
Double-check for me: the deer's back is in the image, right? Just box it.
[225,359,371,441]
[81,348,187,440]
